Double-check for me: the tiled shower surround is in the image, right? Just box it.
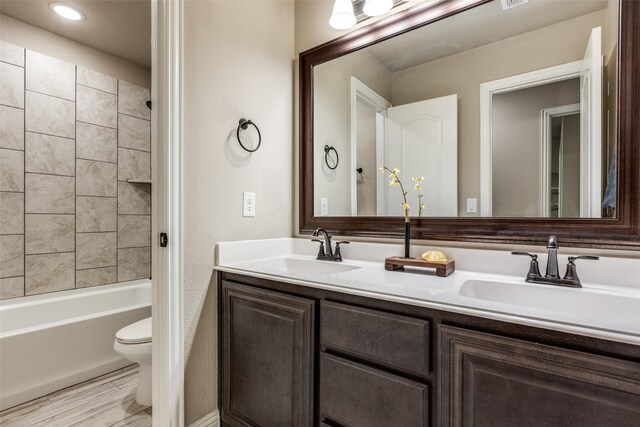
[0,42,151,299]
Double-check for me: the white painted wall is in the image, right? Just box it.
[0,14,150,88]
[182,0,294,423]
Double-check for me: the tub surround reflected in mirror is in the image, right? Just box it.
[300,0,640,249]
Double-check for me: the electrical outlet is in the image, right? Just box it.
[466,198,478,214]
[243,192,256,217]
[320,197,329,216]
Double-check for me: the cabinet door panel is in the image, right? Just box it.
[320,353,429,427]
[438,325,640,427]
[321,301,430,377]
[221,281,314,427]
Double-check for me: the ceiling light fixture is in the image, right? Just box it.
[363,0,393,17]
[49,2,85,21]
[329,0,357,30]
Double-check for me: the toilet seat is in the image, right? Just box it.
[116,317,151,344]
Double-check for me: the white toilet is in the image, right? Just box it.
[114,317,152,406]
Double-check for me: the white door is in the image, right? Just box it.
[383,94,458,216]
[580,26,602,218]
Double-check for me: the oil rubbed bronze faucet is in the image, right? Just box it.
[312,228,349,262]
[512,236,599,288]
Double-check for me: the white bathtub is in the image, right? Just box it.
[0,280,151,410]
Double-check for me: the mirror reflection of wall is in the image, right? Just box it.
[355,97,378,216]
[313,0,619,220]
[551,113,581,218]
[491,79,581,218]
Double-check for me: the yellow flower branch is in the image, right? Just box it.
[379,165,410,222]
[412,175,425,217]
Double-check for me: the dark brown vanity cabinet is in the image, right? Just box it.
[438,325,640,427]
[319,302,430,427]
[219,274,640,427]
[220,281,314,427]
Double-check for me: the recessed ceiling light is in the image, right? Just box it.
[49,2,85,21]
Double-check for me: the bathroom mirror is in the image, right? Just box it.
[314,0,616,219]
[300,0,640,248]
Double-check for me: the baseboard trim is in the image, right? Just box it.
[189,409,220,427]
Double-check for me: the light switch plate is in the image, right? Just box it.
[243,192,256,217]
[320,197,329,216]
[466,198,478,214]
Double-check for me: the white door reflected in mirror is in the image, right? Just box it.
[382,95,458,217]
[349,79,457,217]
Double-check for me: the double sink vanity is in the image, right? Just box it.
[216,0,640,425]
[215,237,640,427]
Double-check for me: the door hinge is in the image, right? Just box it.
[160,232,168,247]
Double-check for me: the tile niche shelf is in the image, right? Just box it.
[126,179,152,184]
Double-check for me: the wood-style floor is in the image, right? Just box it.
[0,365,151,427]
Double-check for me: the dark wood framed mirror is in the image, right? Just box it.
[300,0,639,249]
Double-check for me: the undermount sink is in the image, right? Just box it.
[242,257,361,276]
[458,279,640,322]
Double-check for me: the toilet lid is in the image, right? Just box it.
[116,317,152,344]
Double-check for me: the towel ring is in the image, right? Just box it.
[236,118,261,152]
[324,145,339,170]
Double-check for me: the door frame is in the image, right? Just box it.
[541,104,580,217]
[479,60,583,216]
[152,0,185,425]
[349,77,391,216]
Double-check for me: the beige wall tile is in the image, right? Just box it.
[0,276,24,299]
[77,196,117,232]
[0,41,24,67]
[25,252,75,295]
[0,148,24,191]
[0,62,24,108]
[117,247,150,282]
[76,266,117,288]
[0,105,24,150]
[76,159,117,197]
[118,114,150,152]
[25,133,75,176]
[0,192,24,234]
[76,122,117,163]
[118,182,151,214]
[118,148,150,181]
[25,174,75,214]
[77,85,117,129]
[26,50,75,101]
[0,235,24,278]
[77,66,117,94]
[25,91,75,138]
[118,80,150,120]
[25,214,74,254]
[76,232,117,269]
[118,215,150,248]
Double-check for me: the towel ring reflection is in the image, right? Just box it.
[324,145,339,170]
[236,118,262,152]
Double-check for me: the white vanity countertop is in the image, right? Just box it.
[214,238,640,346]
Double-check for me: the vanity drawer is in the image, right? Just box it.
[320,353,429,427]
[320,301,430,376]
